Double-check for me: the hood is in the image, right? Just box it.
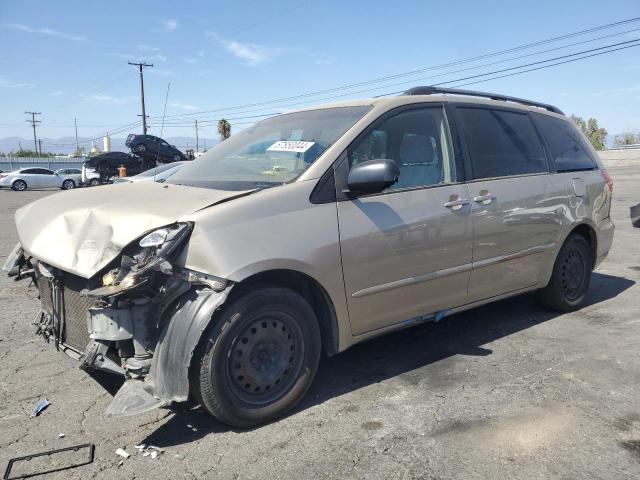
[15,182,252,278]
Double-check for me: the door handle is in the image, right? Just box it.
[443,198,470,210]
[473,193,495,204]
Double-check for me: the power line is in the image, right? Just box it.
[149,16,640,121]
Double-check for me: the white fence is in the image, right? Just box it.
[0,157,86,172]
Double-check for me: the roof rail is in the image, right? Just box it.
[403,86,564,115]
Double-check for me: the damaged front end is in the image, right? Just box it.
[5,222,232,417]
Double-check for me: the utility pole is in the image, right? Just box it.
[74,117,79,154]
[38,139,42,157]
[128,62,153,134]
[195,119,199,152]
[25,111,41,153]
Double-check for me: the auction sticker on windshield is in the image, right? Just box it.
[267,141,315,153]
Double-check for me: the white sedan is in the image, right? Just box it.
[0,167,79,191]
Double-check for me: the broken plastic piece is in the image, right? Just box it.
[105,380,163,418]
[30,398,50,417]
[58,433,65,438]
[115,448,130,459]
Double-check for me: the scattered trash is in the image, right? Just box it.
[174,453,185,460]
[58,433,65,438]
[3,444,94,480]
[134,444,164,459]
[30,398,50,417]
[115,448,130,459]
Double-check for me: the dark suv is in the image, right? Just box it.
[84,152,155,178]
[125,134,186,162]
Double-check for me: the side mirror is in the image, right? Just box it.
[170,145,177,149]
[346,158,399,195]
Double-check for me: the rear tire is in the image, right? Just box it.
[12,180,27,191]
[89,178,100,187]
[135,144,146,153]
[172,154,181,162]
[538,234,592,311]
[196,287,321,428]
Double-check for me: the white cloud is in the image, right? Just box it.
[312,53,337,65]
[161,19,178,31]
[81,94,131,105]
[3,23,86,41]
[185,58,198,64]
[170,102,198,111]
[137,44,159,52]
[0,75,35,88]
[206,30,283,66]
[50,90,65,96]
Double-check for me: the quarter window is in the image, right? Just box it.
[458,107,547,179]
[532,114,596,171]
[347,107,455,191]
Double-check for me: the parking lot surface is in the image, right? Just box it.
[1,167,639,479]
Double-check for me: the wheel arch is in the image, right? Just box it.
[567,222,597,269]
[226,269,340,357]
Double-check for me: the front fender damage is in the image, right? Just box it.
[105,287,230,417]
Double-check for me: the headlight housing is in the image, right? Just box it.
[139,228,170,248]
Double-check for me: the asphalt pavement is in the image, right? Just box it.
[1,167,639,479]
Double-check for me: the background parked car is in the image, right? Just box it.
[84,152,155,179]
[125,134,187,162]
[0,168,78,191]
[55,168,82,185]
[112,161,188,184]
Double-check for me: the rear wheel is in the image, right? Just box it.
[196,287,321,428]
[172,154,181,162]
[61,179,75,190]
[12,180,27,191]
[89,178,100,187]
[538,234,592,311]
[135,144,146,153]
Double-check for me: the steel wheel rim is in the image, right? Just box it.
[561,248,586,300]
[63,180,74,189]
[226,311,303,405]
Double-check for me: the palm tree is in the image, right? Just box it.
[217,119,231,142]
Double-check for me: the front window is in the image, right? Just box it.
[167,106,371,190]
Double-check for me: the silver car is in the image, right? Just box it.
[4,87,614,427]
[0,167,78,191]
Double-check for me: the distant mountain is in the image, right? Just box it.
[0,136,218,155]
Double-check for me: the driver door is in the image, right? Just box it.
[336,105,473,335]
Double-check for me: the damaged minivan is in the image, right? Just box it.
[4,87,614,427]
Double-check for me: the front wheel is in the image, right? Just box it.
[12,180,27,191]
[61,179,75,190]
[135,144,146,153]
[538,234,592,311]
[172,154,181,162]
[89,178,100,187]
[195,287,321,428]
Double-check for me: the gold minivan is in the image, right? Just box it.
[4,87,614,427]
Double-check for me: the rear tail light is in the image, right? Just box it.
[601,169,613,192]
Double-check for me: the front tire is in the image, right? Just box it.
[89,178,100,187]
[61,179,75,190]
[12,180,27,191]
[172,154,181,162]
[196,287,321,428]
[135,144,146,153]
[538,234,592,311]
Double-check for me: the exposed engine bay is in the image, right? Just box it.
[4,222,231,417]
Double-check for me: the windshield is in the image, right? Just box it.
[167,105,370,190]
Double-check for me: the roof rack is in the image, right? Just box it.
[403,86,564,115]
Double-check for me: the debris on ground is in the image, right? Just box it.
[30,398,50,417]
[4,444,95,479]
[134,444,165,459]
[115,448,130,459]
[58,432,65,438]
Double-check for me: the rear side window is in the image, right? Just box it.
[458,107,547,179]
[532,114,596,172]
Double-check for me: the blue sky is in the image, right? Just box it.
[1,0,639,148]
